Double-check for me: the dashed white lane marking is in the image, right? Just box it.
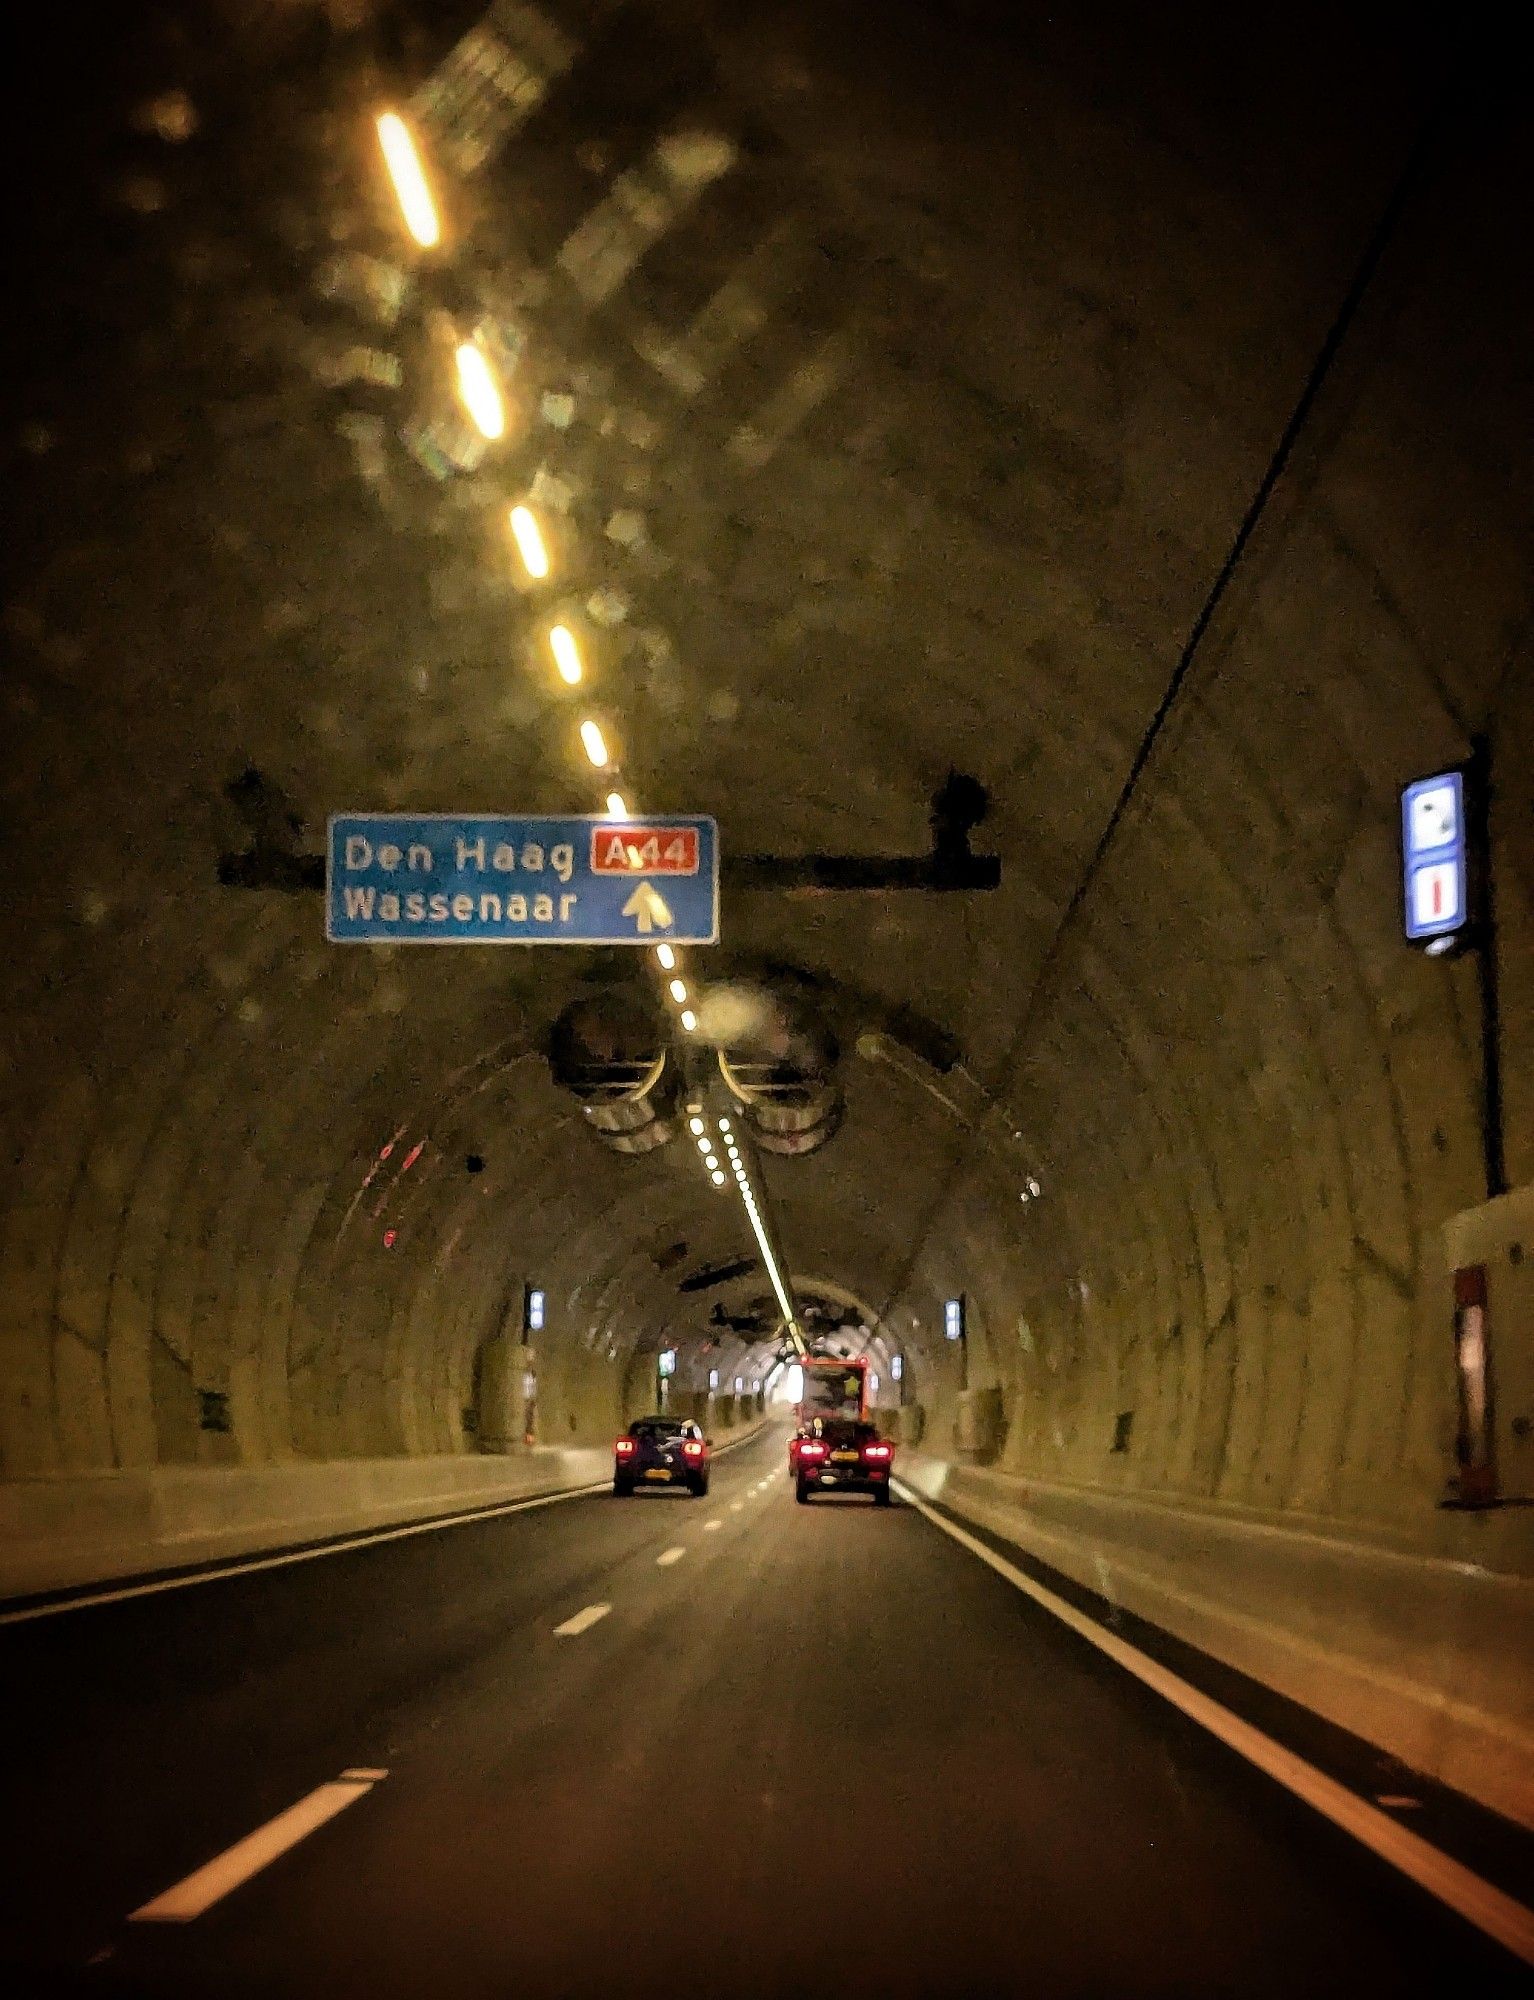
[130,1774,384,1922]
[0,1481,609,1628]
[656,1546,687,1567]
[730,1501,744,1512]
[704,1520,722,1532]
[0,1427,771,1628]
[894,1481,1534,1970]
[553,1602,612,1637]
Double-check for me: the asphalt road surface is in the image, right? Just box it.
[1,1426,1525,1998]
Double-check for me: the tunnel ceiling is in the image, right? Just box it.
[5,1,1530,1508]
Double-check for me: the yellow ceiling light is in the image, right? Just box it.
[509,505,549,580]
[454,341,504,439]
[680,1008,697,1032]
[579,719,610,768]
[668,979,687,1004]
[375,112,440,248]
[655,944,676,971]
[604,791,629,819]
[550,623,582,685]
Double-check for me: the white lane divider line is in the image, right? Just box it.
[0,1430,774,1629]
[553,1601,612,1637]
[704,1519,722,1531]
[0,1479,611,1628]
[730,1500,744,1512]
[130,1773,385,1923]
[894,1481,1534,1971]
[656,1546,687,1567]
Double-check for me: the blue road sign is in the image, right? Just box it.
[1400,770,1468,948]
[327,814,719,945]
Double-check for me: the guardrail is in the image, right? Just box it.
[901,1454,1534,1831]
[0,1416,775,1604]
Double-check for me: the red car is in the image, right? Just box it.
[794,1419,894,1505]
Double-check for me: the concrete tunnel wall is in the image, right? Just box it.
[2,0,1530,1687]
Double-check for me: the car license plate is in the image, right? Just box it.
[832,1450,859,1462]
[644,1468,671,1481]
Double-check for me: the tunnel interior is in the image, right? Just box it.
[4,0,1531,1551]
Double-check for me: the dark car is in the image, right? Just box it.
[794,1418,893,1505]
[613,1416,710,1497]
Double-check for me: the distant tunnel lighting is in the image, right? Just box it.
[668,978,688,1004]
[550,623,583,685]
[455,341,505,439]
[376,112,440,248]
[711,1169,727,1186]
[605,792,629,819]
[579,719,610,768]
[687,1116,706,1136]
[509,505,549,579]
[655,944,677,971]
[718,1118,732,1133]
[680,1008,698,1032]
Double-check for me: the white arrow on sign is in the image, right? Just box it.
[622,882,674,934]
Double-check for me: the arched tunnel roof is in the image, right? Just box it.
[4,0,1530,1523]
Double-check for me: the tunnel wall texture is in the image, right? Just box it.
[881,116,1533,1538]
[2,2,1530,1817]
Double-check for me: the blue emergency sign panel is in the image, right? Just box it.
[327,814,719,945]
[1400,771,1467,945]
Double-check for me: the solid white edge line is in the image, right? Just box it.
[130,1776,379,1923]
[0,1484,605,1628]
[656,1546,687,1566]
[3,1425,777,1627]
[893,1479,1534,1970]
[553,1602,611,1638]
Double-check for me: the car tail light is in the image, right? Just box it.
[682,1441,704,1459]
[615,1438,636,1456]
[800,1441,828,1460]
[863,1443,892,1460]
